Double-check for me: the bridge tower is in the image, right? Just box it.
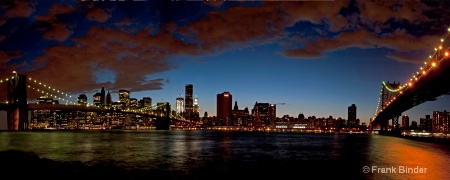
[7,73,28,130]
[379,81,401,131]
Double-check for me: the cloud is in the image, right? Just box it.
[0,51,23,72]
[4,1,35,18]
[43,23,73,42]
[281,1,350,32]
[357,1,430,25]
[25,26,200,95]
[115,17,133,27]
[283,29,439,62]
[179,3,288,52]
[34,3,76,21]
[86,8,111,23]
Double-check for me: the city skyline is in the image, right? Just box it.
[2,1,450,125]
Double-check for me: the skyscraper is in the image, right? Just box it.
[100,86,105,106]
[194,96,200,114]
[402,115,409,129]
[143,97,152,109]
[119,89,130,109]
[217,92,232,120]
[106,91,112,107]
[176,96,184,115]
[93,93,102,107]
[185,84,193,118]
[348,104,357,127]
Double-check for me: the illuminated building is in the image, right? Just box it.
[433,111,450,134]
[402,115,409,129]
[193,96,200,120]
[348,104,357,127]
[420,115,432,131]
[176,96,184,115]
[142,97,152,109]
[93,93,102,107]
[217,92,232,120]
[130,98,138,110]
[252,102,276,125]
[78,94,88,106]
[231,101,250,125]
[185,84,193,119]
[119,89,130,109]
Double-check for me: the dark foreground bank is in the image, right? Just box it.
[0,149,368,180]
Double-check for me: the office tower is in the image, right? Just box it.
[106,91,112,107]
[130,98,138,110]
[78,94,88,106]
[143,97,152,109]
[93,92,102,107]
[176,96,184,115]
[402,115,409,129]
[185,84,193,118]
[217,92,232,120]
[348,104,357,126]
[119,89,130,109]
[194,96,200,114]
[251,102,276,125]
[433,111,450,134]
[100,86,105,106]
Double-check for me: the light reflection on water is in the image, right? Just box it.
[0,130,449,179]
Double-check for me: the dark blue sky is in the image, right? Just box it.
[1,0,450,125]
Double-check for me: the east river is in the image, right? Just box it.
[0,130,449,179]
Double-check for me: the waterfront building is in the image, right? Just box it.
[348,104,357,127]
[402,115,409,130]
[231,101,250,125]
[217,92,232,122]
[420,115,432,131]
[252,102,276,125]
[433,111,450,134]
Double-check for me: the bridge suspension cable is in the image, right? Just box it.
[25,76,80,105]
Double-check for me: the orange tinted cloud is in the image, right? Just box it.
[27,26,200,94]
[34,4,76,21]
[283,29,439,62]
[180,3,288,52]
[86,8,111,23]
[4,1,35,18]
[43,23,73,42]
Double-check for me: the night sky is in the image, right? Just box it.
[1,0,450,125]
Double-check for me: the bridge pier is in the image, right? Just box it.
[391,116,399,132]
[6,74,28,130]
[7,107,28,130]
